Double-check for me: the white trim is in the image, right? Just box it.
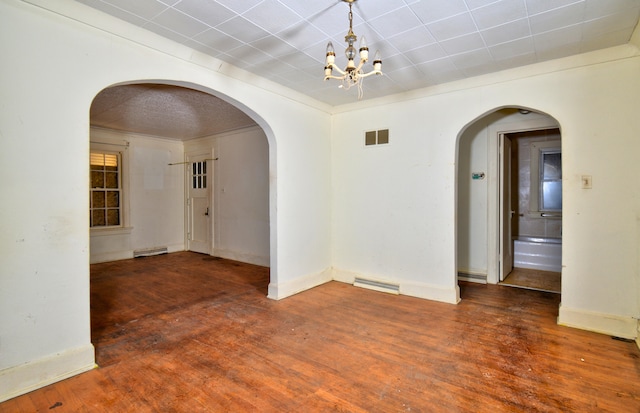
[212,248,269,267]
[0,344,95,403]
[90,226,133,237]
[558,305,637,340]
[267,268,332,300]
[89,243,184,264]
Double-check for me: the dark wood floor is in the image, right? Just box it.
[3,252,639,412]
[501,268,561,293]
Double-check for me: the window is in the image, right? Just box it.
[540,149,562,211]
[529,141,562,216]
[192,161,207,189]
[90,151,122,227]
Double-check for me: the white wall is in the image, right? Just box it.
[90,128,185,263]
[332,45,640,338]
[0,0,331,401]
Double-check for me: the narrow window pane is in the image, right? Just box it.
[105,172,118,188]
[542,152,561,180]
[91,171,104,188]
[107,209,120,226]
[542,181,562,210]
[92,209,106,226]
[203,176,207,189]
[106,191,119,208]
[92,191,105,208]
[203,162,206,174]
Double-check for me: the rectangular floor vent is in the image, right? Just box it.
[353,278,400,295]
[133,247,168,258]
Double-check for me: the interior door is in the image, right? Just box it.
[187,153,211,255]
[499,135,513,281]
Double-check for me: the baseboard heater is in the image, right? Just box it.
[353,278,400,295]
[133,247,168,258]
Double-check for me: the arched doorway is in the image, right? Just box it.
[88,80,276,358]
[89,81,273,270]
[456,107,562,293]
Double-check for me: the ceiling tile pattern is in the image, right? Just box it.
[74,0,640,138]
[76,0,640,105]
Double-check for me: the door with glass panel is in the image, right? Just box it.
[187,153,212,255]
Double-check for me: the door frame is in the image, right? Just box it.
[486,116,560,284]
[185,150,214,255]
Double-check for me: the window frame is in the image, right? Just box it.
[90,140,131,234]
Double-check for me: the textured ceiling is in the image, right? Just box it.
[91,84,257,139]
[77,0,640,139]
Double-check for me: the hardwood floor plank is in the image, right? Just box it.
[2,252,639,412]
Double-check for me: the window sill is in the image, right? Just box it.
[90,226,133,237]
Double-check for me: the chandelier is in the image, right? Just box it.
[324,0,382,99]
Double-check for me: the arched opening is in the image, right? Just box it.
[456,107,562,297]
[88,80,276,362]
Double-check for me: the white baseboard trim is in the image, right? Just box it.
[333,268,460,304]
[90,250,133,264]
[267,268,332,300]
[212,248,269,267]
[90,244,185,264]
[558,305,637,340]
[0,344,96,403]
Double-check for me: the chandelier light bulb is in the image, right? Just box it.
[326,42,336,65]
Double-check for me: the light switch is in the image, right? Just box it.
[581,175,592,189]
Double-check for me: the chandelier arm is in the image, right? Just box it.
[356,70,381,79]
[324,74,349,81]
[328,64,348,76]
[354,59,367,73]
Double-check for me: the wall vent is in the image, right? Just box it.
[133,247,168,258]
[365,129,389,146]
[353,277,400,295]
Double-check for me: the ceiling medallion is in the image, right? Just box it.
[324,0,382,99]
